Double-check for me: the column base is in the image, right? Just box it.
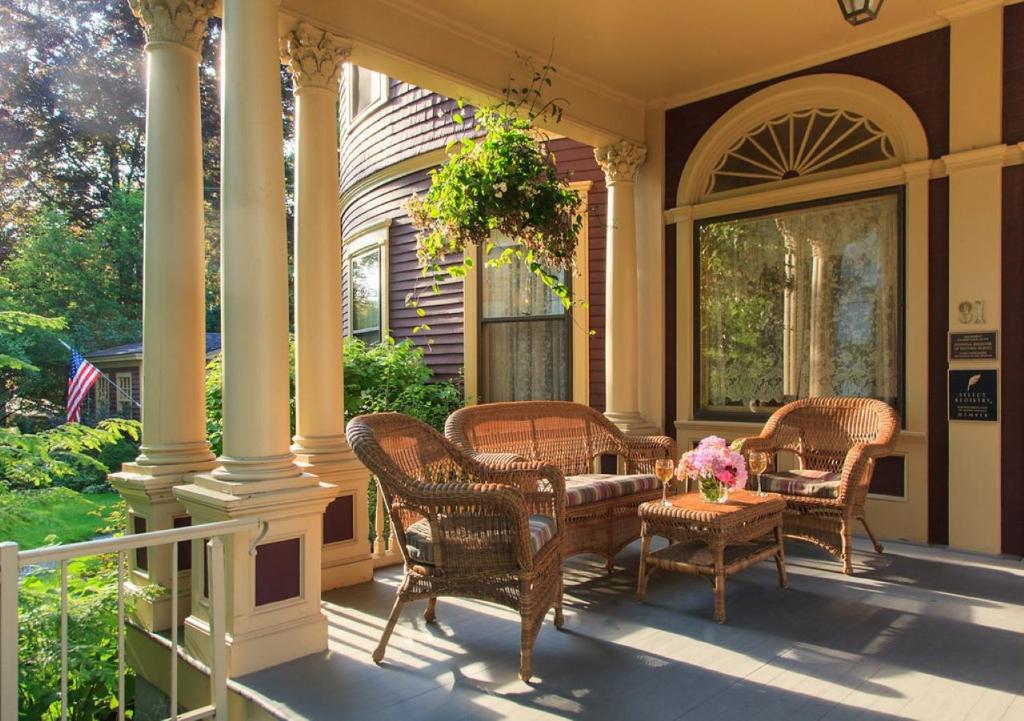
[183,607,328,678]
[291,433,355,470]
[174,476,336,676]
[314,456,374,591]
[110,465,213,632]
[604,410,662,436]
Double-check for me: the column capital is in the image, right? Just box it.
[281,21,350,92]
[128,0,217,53]
[594,141,647,184]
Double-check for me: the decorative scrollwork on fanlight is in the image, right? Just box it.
[706,108,895,196]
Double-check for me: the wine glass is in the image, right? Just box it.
[749,451,769,496]
[654,458,676,507]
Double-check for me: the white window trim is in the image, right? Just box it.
[343,218,391,342]
[346,64,389,126]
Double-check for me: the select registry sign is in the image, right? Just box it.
[948,369,998,422]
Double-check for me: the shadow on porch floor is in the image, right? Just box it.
[235,539,1024,721]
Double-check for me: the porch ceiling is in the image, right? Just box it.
[283,0,967,144]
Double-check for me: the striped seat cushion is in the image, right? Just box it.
[563,473,659,507]
[761,469,841,499]
[404,514,557,565]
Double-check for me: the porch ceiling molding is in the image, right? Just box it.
[279,1,642,147]
[676,74,931,208]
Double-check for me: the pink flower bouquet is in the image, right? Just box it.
[676,436,748,503]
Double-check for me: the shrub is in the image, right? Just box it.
[204,337,463,455]
[343,336,464,431]
[17,505,134,721]
[0,419,140,492]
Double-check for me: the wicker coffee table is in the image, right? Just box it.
[636,490,787,623]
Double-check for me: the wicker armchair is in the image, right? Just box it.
[446,401,679,569]
[345,412,566,682]
[737,397,900,574]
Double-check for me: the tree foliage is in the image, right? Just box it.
[0,418,140,491]
[1,190,144,408]
[0,0,145,255]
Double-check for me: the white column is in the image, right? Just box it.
[284,23,351,472]
[207,0,300,489]
[175,0,334,676]
[282,24,372,590]
[595,141,657,434]
[110,0,218,633]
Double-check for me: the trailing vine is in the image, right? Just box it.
[403,53,585,331]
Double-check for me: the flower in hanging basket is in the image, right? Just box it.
[676,436,748,503]
[403,56,585,317]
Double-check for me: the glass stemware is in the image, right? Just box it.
[749,451,769,496]
[654,458,676,507]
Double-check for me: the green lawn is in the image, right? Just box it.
[0,488,121,549]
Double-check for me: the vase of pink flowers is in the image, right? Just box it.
[676,436,748,504]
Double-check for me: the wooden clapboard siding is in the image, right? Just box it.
[340,76,477,195]
[342,169,465,380]
[339,82,610,402]
[548,137,607,412]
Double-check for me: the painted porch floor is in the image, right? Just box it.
[236,539,1024,721]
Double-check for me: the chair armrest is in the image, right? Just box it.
[618,434,680,474]
[735,436,776,454]
[454,456,567,536]
[839,441,893,504]
[403,480,546,571]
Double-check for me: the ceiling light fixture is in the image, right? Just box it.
[837,0,884,26]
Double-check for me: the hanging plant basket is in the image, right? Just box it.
[404,58,584,317]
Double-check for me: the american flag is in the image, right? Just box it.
[66,346,101,423]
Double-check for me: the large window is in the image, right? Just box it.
[695,188,902,419]
[350,246,383,345]
[480,240,571,402]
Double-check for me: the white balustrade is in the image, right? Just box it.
[0,517,261,720]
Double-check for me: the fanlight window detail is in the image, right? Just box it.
[706,108,895,195]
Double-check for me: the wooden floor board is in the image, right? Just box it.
[235,538,1024,721]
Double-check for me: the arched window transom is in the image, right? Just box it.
[706,108,895,196]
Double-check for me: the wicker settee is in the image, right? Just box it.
[737,397,900,574]
[446,401,679,570]
[346,412,565,681]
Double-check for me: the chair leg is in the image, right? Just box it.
[840,523,854,575]
[774,524,788,589]
[424,596,438,623]
[859,516,884,554]
[373,595,406,664]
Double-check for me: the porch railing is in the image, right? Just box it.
[0,517,262,721]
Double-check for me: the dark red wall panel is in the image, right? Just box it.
[1004,4,1024,144]
[1001,164,1024,555]
[928,177,950,546]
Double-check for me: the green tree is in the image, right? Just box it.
[1,191,143,407]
